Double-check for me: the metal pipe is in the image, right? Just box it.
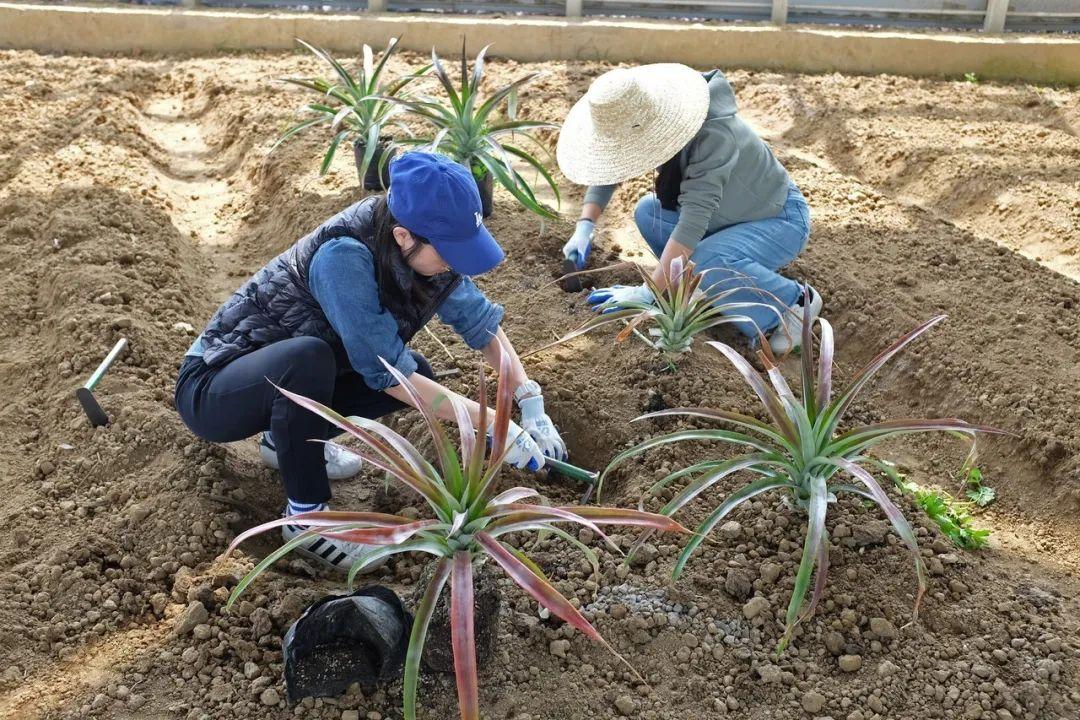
[545,457,598,485]
[83,338,128,391]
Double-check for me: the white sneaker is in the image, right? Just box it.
[281,520,386,573]
[769,286,823,355]
[260,433,363,480]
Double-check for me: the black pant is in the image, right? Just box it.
[174,337,432,503]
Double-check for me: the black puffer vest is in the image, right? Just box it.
[199,197,462,368]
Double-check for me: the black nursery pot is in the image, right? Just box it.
[282,586,412,703]
[415,560,501,673]
[354,137,395,191]
[475,171,494,219]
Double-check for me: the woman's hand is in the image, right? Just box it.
[517,390,568,461]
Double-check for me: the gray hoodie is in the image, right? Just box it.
[583,69,791,251]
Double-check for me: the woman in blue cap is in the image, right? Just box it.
[175,152,566,571]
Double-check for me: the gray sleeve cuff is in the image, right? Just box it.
[583,184,618,211]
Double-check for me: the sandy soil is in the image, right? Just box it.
[0,48,1078,720]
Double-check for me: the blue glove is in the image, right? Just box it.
[586,283,656,313]
[562,219,595,270]
[518,394,568,462]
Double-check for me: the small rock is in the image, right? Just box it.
[852,521,888,547]
[172,321,195,333]
[724,569,753,600]
[609,603,628,620]
[877,660,900,677]
[342,712,360,720]
[192,624,213,641]
[757,664,783,684]
[614,695,636,716]
[260,687,280,706]
[149,593,168,617]
[549,639,570,658]
[972,664,994,679]
[719,521,742,539]
[839,655,862,672]
[824,631,845,656]
[243,661,260,680]
[802,691,826,714]
[869,617,896,640]
[742,596,770,620]
[128,504,151,523]
[174,601,209,635]
[759,562,782,584]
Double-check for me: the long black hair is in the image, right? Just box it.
[370,195,436,315]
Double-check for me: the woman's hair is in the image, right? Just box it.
[371,195,435,313]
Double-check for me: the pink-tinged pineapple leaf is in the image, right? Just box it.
[470,364,489,479]
[310,519,438,546]
[799,285,817,416]
[450,395,477,480]
[227,510,416,556]
[490,487,541,505]
[404,558,452,720]
[343,415,439,481]
[816,318,835,408]
[475,532,644,682]
[705,341,799,444]
[569,506,690,534]
[822,316,946,435]
[801,530,831,626]
[484,504,615,549]
[832,458,927,622]
[476,532,600,640]
[378,358,459,479]
[635,407,789,447]
[780,474,828,652]
[451,552,479,720]
[272,384,446,508]
[484,339,515,483]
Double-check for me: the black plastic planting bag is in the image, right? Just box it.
[282,586,412,702]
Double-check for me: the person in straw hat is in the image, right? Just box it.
[557,64,821,354]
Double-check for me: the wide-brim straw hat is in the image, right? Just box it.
[557,64,710,187]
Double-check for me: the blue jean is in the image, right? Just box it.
[634,183,811,336]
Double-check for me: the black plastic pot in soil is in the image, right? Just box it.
[353,138,395,191]
[414,560,501,674]
[475,171,494,219]
[282,586,412,703]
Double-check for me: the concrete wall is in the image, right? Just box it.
[1,3,1077,85]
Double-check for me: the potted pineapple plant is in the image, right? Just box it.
[388,42,561,219]
[273,37,428,189]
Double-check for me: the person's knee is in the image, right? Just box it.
[278,337,336,392]
[633,194,660,231]
[411,351,434,380]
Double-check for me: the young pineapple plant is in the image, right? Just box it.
[225,350,686,720]
[387,42,561,219]
[274,37,428,187]
[602,299,1006,651]
[536,258,768,368]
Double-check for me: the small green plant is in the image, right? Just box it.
[225,351,685,720]
[961,464,996,506]
[388,42,561,219]
[603,303,1005,651]
[964,72,980,84]
[905,482,989,550]
[274,37,428,181]
[531,258,767,368]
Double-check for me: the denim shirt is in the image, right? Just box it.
[187,237,503,390]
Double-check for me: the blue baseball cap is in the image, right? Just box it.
[387,152,505,276]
